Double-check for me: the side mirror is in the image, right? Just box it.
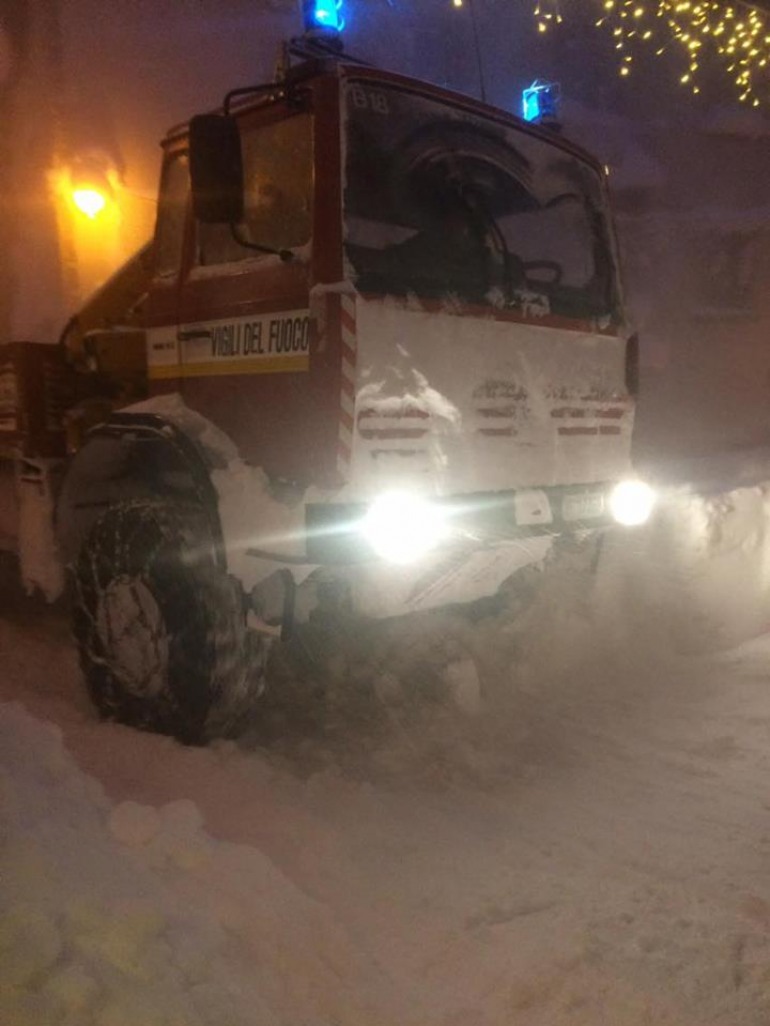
[189,114,244,224]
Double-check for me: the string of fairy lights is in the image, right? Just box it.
[530,0,770,106]
[452,0,770,106]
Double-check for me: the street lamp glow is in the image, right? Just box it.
[72,187,107,219]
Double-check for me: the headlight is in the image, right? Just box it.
[608,479,656,527]
[360,491,449,564]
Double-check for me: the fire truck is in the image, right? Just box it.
[0,16,654,741]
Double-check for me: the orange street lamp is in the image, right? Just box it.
[71,185,108,219]
[66,150,117,220]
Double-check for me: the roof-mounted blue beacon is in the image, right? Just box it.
[521,81,561,130]
[302,0,346,35]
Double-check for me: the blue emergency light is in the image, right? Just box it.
[303,0,345,33]
[522,81,560,124]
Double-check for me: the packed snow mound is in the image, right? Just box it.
[0,702,397,1026]
[593,483,770,652]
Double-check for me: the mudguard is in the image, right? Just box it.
[56,411,225,569]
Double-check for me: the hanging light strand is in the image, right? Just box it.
[531,0,770,106]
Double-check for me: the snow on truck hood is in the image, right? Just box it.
[349,297,634,498]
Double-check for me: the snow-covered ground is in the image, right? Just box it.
[4,502,770,1026]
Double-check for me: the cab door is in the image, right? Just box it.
[174,95,335,485]
[145,145,190,394]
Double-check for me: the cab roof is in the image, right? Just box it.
[163,57,605,175]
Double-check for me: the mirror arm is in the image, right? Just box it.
[224,82,282,116]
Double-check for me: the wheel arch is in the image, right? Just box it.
[57,410,226,569]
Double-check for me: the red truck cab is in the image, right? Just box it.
[54,52,650,742]
[144,59,635,514]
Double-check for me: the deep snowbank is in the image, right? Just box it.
[0,701,399,1026]
[5,479,770,1024]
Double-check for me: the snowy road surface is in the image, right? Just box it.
[3,538,770,1025]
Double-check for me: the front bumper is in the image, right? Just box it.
[305,481,616,565]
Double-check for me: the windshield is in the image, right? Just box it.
[343,80,620,323]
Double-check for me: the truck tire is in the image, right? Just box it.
[72,500,261,743]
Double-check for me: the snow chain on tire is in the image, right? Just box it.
[72,500,262,743]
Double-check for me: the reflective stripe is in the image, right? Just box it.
[148,356,309,379]
[337,293,357,482]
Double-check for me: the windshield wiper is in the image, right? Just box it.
[230,224,294,263]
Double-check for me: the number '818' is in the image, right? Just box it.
[350,85,390,114]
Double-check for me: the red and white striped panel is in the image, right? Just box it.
[337,293,357,482]
[357,406,431,441]
[475,403,519,438]
[550,401,631,438]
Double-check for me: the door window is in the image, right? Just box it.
[197,112,313,267]
[154,152,190,278]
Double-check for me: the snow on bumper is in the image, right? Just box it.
[342,535,555,618]
[230,476,652,619]
[296,480,639,618]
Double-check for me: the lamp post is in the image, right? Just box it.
[2,0,77,334]
[0,14,21,341]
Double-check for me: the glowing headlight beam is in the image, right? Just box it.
[609,479,656,526]
[360,491,450,564]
